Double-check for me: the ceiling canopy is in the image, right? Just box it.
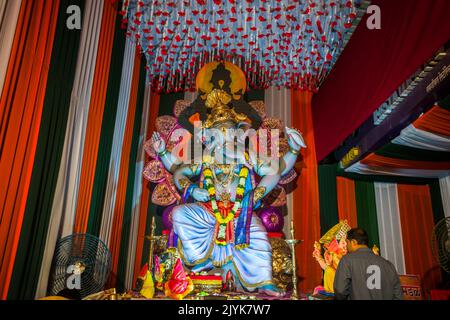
[121,0,364,93]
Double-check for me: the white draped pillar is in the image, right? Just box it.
[100,38,136,247]
[374,182,406,274]
[35,0,104,298]
[264,87,293,237]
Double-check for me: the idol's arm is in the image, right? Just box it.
[151,132,182,173]
[173,164,210,202]
[252,160,282,203]
[280,127,306,176]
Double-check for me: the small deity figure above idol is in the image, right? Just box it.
[143,61,306,297]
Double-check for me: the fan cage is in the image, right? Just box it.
[431,217,450,274]
[48,234,112,299]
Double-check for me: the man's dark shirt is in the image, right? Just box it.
[334,248,403,300]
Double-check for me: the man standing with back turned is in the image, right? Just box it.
[334,228,403,300]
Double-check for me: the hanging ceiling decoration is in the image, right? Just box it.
[121,0,364,93]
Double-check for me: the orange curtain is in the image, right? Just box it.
[133,92,160,284]
[74,1,117,234]
[362,154,450,170]
[413,106,450,137]
[336,177,358,227]
[397,184,442,296]
[291,90,322,293]
[0,0,60,299]
[109,51,142,280]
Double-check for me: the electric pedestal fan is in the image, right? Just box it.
[431,217,450,278]
[47,234,112,299]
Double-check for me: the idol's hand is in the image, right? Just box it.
[152,132,166,154]
[192,188,210,202]
[285,127,306,152]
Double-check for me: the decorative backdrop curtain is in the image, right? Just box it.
[99,37,136,247]
[124,83,152,290]
[8,0,84,299]
[354,181,380,248]
[0,0,59,299]
[0,0,22,97]
[336,177,358,227]
[291,90,322,292]
[374,183,406,275]
[108,49,142,288]
[74,1,118,234]
[397,184,442,295]
[313,0,450,160]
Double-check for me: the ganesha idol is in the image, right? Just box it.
[143,61,305,297]
[312,220,380,295]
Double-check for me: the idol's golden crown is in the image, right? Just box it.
[203,89,248,128]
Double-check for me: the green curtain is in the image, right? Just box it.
[8,0,85,300]
[245,89,265,102]
[375,143,450,162]
[318,164,339,235]
[116,57,147,292]
[354,181,380,248]
[86,10,126,236]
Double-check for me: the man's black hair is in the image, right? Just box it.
[347,228,369,246]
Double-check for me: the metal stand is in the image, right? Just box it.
[285,221,302,300]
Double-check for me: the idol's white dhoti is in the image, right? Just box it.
[172,203,274,291]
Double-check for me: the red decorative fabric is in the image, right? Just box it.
[312,0,450,161]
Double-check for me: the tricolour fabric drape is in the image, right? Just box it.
[374,183,406,275]
[354,181,380,248]
[99,37,136,247]
[0,0,60,299]
[0,0,22,98]
[108,49,141,287]
[397,184,442,295]
[291,90,322,292]
[74,0,118,234]
[8,0,84,300]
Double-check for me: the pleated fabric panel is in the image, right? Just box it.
[374,182,406,275]
[0,0,60,299]
[35,0,104,298]
[0,0,22,97]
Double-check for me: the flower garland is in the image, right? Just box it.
[203,165,249,245]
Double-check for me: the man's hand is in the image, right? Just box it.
[192,188,210,202]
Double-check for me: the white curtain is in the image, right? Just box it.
[99,38,136,247]
[124,84,152,289]
[374,182,406,274]
[0,0,22,98]
[264,87,293,237]
[439,175,450,218]
[35,0,104,298]
[392,125,450,152]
